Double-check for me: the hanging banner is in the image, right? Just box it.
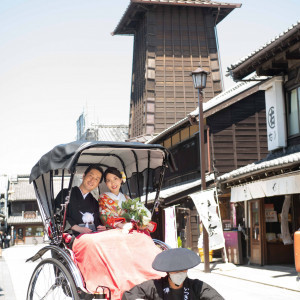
[259,77,287,151]
[281,195,293,245]
[164,206,178,248]
[190,188,225,250]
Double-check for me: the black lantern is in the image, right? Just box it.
[191,67,209,90]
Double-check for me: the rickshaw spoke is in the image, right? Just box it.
[39,284,57,300]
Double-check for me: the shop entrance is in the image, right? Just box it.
[15,227,25,245]
[249,199,264,265]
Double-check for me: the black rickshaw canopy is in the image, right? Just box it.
[30,141,174,183]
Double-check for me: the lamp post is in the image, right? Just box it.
[191,66,210,273]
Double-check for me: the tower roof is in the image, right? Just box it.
[113,0,241,35]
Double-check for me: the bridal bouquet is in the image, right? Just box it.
[121,197,151,227]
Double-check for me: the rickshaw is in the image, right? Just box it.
[26,141,174,300]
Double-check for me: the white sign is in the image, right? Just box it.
[231,172,300,202]
[259,77,287,151]
[190,189,225,250]
[265,210,278,222]
[164,206,178,248]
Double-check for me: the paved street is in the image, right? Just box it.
[0,244,299,299]
[189,267,300,300]
[0,244,48,300]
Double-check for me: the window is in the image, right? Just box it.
[26,227,32,236]
[25,226,44,237]
[35,227,44,237]
[287,87,300,136]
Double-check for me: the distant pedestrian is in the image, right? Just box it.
[2,233,7,248]
[0,232,3,248]
[4,233,11,248]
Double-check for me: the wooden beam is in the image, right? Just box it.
[271,62,288,69]
[286,51,300,60]
[256,67,284,76]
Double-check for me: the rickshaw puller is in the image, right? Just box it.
[122,248,224,300]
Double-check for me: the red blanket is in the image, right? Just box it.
[73,229,165,299]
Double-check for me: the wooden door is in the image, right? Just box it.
[15,227,25,245]
[250,200,263,265]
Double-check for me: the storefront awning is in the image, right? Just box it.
[231,171,300,202]
[7,215,42,225]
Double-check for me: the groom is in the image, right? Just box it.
[55,165,106,236]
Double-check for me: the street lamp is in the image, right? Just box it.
[190,66,210,273]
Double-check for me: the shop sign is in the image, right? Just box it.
[190,188,225,251]
[223,231,243,264]
[24,211,36,219]
[265,210,278,222]
[259,77,287,151]
[265,204,277,222]
[164,206,178,248]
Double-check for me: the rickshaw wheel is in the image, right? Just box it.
[153,239,170,251]
[27,258,79,300]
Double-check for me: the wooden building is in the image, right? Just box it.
[219,21,300,265]
[113,0,241,138]
[147,78,269,253]
[7,175,44,245]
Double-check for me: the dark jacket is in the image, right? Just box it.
[122,276,224,300]
[55,186,101,235]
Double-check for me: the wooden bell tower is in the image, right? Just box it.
[113,0,241,138]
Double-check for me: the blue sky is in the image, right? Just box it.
[0,0,299,174]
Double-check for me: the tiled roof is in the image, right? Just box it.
[8,176,69,201]
[189,76,268,117]
[113,0,241,35]
[7,215,42,225]
[131,0,238,5]
[8,177,35,201]
[147,76,266,144]
[96,125,128,142]
[79,125,129,142]
[218,151,300,182]
[227,21,300,72]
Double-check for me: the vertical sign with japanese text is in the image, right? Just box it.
[191,188,225,250]
[164,206,178,248]
[259,77,287,151]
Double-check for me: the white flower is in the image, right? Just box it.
[163,287,170,294]
[80,211,94,226]
[122,223,133,234]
